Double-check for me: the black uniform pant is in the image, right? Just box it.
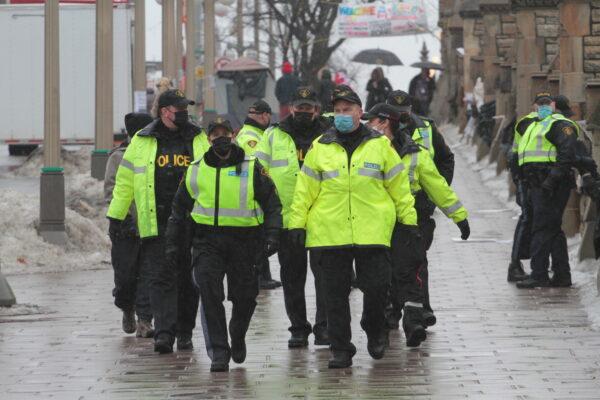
[418,217,436,313]
[321,248,391,353]
[192,232,259,363]
[389,224,425,323]
[529,184,571,280]
[140,237,199,340]
[110,234,151,321]
[278,230,327,336]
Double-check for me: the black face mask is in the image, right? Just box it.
[173,110,189,128]
[212,136,233,157]
[399,113,411,123]
[292,112,314,129]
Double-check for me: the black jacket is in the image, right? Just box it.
[366,78,393,111]
[275,74,301,105]
[165,144,283,254]
[400,114,455,184]
[278,115,332,166]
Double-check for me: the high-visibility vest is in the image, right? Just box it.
[254,126,302,228]
[185,156,263,227]
[517,113,570,166]
[107,128,208,238]
[512,112,538,154]
[411,119,434,158]
[402,147,467,223]
[236,124,264,156]
[288,130,417,248]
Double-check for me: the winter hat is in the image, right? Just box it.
[282,61,293,74]
[124,112,153,138]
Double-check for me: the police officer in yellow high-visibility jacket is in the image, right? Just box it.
[165,117,282,372]
[288,86,418,369]
[235,100,282,290]
[515,92,578,289]
[107,90,210,354]
[363,103,470,348]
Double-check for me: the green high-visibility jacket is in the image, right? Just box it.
[185,156,263,227]
[288,128,417,249]
[235,124,264,156]
[106,122,209,238]
[517,113,569,166]
[411,118,434,158]
[401,145,467,223]
[254,126,301,228]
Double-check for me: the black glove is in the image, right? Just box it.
[582,173,600,200]
[288,228,306,248]
[457,219,470,240]
[396,223,425,264]
[108,217,123,239]
[120,215,138,238]
[264,236,280,258]
[578,156,598,176]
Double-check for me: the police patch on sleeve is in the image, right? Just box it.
[248,140,257,148]
[562,126,574,136]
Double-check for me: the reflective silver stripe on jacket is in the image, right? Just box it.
[420,128,431,149]
[301,164,321,180]
[255,151,271,164]
[441,200,463,216]
[271,159,289,167]
[520,118,556,163]
[241,129,261,141]
[321,170,339,180]
[192,205,264,218]
[384,163,405,181]
[408,153,418,184]
[189,163,201,199]
[120,158,146,174]
[301,165,339,181]
[358,168,384,180]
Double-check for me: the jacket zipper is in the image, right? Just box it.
[214,167,221,226]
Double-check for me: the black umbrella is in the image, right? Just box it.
[411,61,444,70]
[352,49,403,66]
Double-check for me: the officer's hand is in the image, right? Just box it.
[264,237,280,258]
[108,217,123,240]
[457,219,470,240]
[288,228,306,248]
[121,215,138,238]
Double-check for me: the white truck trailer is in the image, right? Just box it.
[0,3,133,155]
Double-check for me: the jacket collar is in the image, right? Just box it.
[318,123,382,145]
[137,119,202,140]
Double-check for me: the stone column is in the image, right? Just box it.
[460,2,482,94]
[133,0,147,112]
[162,0,177,80]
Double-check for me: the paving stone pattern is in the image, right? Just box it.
[2,137,600,399]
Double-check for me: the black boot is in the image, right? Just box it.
[516,276,550,289]
[367,334,387,360]
[507,261,528,282]
[176,334,193,351]
[550,272,572,287]
[402,305,427,347]
[210,360,229,372]
[314,330,330,346]
[154,334,174,354]
[288,331,309,348]
[422,310,436,327]
[328,345,356,369]
[231,336,247,364]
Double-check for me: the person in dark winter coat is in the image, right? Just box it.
[275,61,301,120]
[365,67,392,111]
[316,69,336,113]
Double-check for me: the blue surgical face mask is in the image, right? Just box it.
[537,105,553,120]
[334,114,355,133]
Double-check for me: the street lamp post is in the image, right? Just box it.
[39,0,66,245]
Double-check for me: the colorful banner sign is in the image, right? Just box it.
[337,0,428,38]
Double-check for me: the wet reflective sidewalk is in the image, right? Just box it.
[2,138,600,399]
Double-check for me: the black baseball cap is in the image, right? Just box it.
[534,91,553,105]
[553,95,574,117]
[292,87,319,107]
[248,100,272,114]
[386,90,412,112]
[332,85,362,107]
[361,103,400,122]
[158,89,196,109]
[207,116,233,134]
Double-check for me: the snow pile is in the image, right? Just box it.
[443,123,600,330]
[0,189,110,275]
[0,303,51,317]
[7,146,93,177]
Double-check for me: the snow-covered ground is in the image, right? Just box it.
[444,124,600,330]
[0,146,110,275]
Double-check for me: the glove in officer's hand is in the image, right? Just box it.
[288,228,306,248]
[108,217,124,239]
[264,237,280,258]
[457,219,470,240]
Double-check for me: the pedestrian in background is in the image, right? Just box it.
[275,61,301,120]
[365,67,392,111]
[316,69,335,113]
[409,68,436,116]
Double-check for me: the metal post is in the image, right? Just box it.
[236,0,244,57]
[133,0,147,112]
[185,0,197,117]
[254,0,260,60]
[39,0,66,245]
[91,0,114,180]
[162,0,177,81]
[203,0,216,125]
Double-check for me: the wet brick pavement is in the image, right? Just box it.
[2,133,600,399]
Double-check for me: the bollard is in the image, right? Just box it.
[0,262,16,307]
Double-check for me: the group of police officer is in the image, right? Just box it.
[106,84,472,372]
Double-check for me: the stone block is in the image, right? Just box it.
[592,0,600,9]
[593,23,600,35]
[545,16,560,25]
[584,60,600,73]
[536,10,558,18]
[503,22,517,35]
[584,36,600,46]
[501,14,515,22]
[585,45,600,59]
[560,1,591,36]
[593,9,600,22]
[537,24,559,38]
[546,43,559,54]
